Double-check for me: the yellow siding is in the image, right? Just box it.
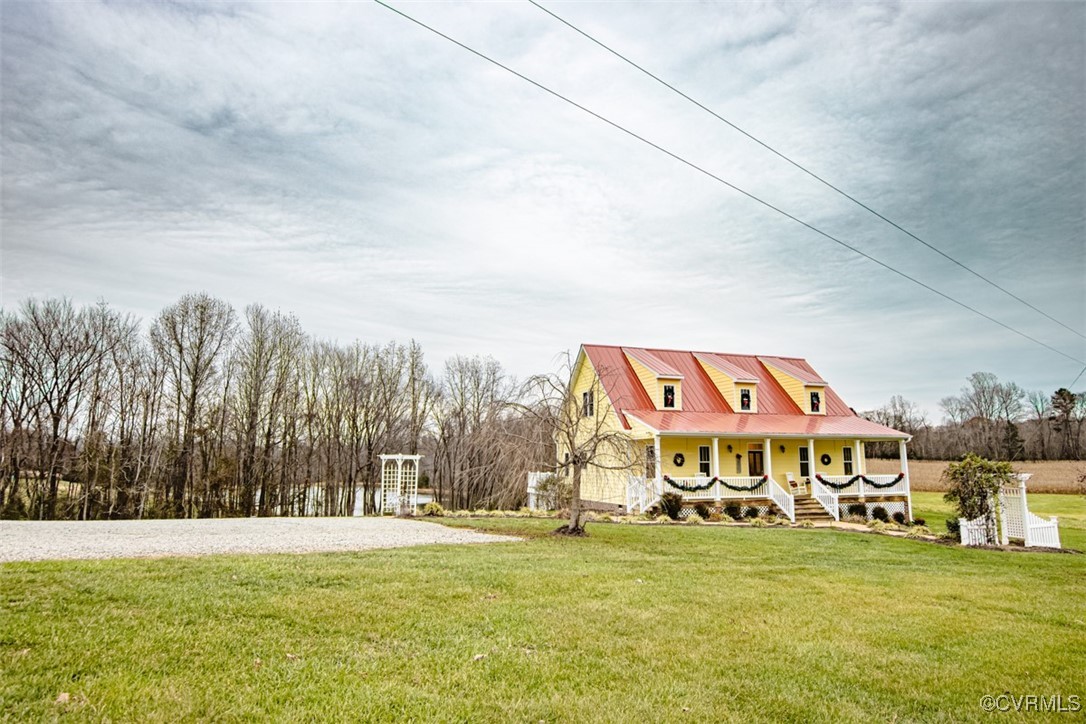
[566,353,640,506]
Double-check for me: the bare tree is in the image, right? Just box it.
[150,293,237,517]
[520,354,637,535]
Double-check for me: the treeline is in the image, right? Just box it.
[863,372,1086,461]
[0,294,548,520]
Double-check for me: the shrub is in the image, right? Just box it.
[749,517,768,528]
[659,492,683,520]
[744,506,760,520]
[906,525,933,538]
[654,514,672,524]
[912,518,926,527]
[871,506,890,522]
[421,502,445,517]
[723,504,742,520]
[845,514,867,525]
[708,512,724,523]
[693,503,712,520]
[534,474,572,511]
[799,520,815,528]
[868,520,888,532]
[892,511,906,525]
[945,518,961,538]
[686,513,704,525]
[846,503,867,518]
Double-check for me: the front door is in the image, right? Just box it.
[748,451,764,477]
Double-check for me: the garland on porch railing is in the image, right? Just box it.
[814,473,905,490]
[663,475,768,493]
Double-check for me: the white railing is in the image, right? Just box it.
[815,474,909,497]
[626,475,661,514]
[661,476,770,501]
[767,478,795,522]
[810,477,840,521]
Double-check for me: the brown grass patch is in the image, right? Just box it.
[868,458,1086,493]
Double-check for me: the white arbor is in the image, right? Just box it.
[378,454,422,516]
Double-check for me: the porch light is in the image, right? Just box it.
[727,444,733,452]
[779,444,786,453]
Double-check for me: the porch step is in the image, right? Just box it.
[792,494,835,522]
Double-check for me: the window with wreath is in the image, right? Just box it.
[810,391,821,413]
[663,384,675,408]
[582,390,594,417]
[740,389,751,411]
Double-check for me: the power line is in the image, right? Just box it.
[373,0,1086,367]
[528,0,1086,343]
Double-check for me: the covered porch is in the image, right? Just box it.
[627,433,912,522]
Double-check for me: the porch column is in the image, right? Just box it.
[808,438,816,481]
[854,440,863,476]
[764,437,773,480]
[653,435,662,481]
[899,438,911,520]
[712,437,720,478]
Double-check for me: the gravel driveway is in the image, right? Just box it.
[0,517,519,562]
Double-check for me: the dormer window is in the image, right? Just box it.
[663,384,675,408]
[810,391,821,413]
[582,391,594,417]
[740,389,751,411]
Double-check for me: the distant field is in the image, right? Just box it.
[869,458,1085,494]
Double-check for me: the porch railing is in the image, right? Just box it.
[810,477,840,521]
[658,476,795,521]
[813,474,909,497]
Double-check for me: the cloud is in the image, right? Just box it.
[1,0,1083,415]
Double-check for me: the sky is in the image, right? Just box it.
[2,1,1084,418]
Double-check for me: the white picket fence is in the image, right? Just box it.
[960,474,1060,549]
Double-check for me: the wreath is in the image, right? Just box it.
[673,453,685,467]
[820,454,832,466]
[814,473,905,490]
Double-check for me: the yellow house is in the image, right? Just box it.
[548,344,912,523]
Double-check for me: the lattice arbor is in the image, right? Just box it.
[378,454,422,516]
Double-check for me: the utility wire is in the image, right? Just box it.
[373,0,1086,367]
[529,0,1086,343]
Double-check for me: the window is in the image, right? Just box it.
[735,455,742,474]
[810,391,821,413]
[663,384,675,408]
[645,445,656,478]
[582,390,594,417]
[740,389,751,411]
[698,445,711,476]
[843,446,853,475]
[799,446,810,478]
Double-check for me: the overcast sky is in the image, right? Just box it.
[2,1,1084,416]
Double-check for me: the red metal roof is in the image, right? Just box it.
[624,411,908,438]
[622,347,684,377]
[580,344,903,437]
[758,356,828,385]
[693,352,760,383]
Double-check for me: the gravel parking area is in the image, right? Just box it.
[0,517,519,562]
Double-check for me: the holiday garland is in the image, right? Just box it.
[663,474,769,493]
[814,473,905,490]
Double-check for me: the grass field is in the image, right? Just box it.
[3,517,1084,722]
[868,458,1086,493]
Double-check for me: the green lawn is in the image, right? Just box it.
[2,519,1084,722]
[912,491,1086,551]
